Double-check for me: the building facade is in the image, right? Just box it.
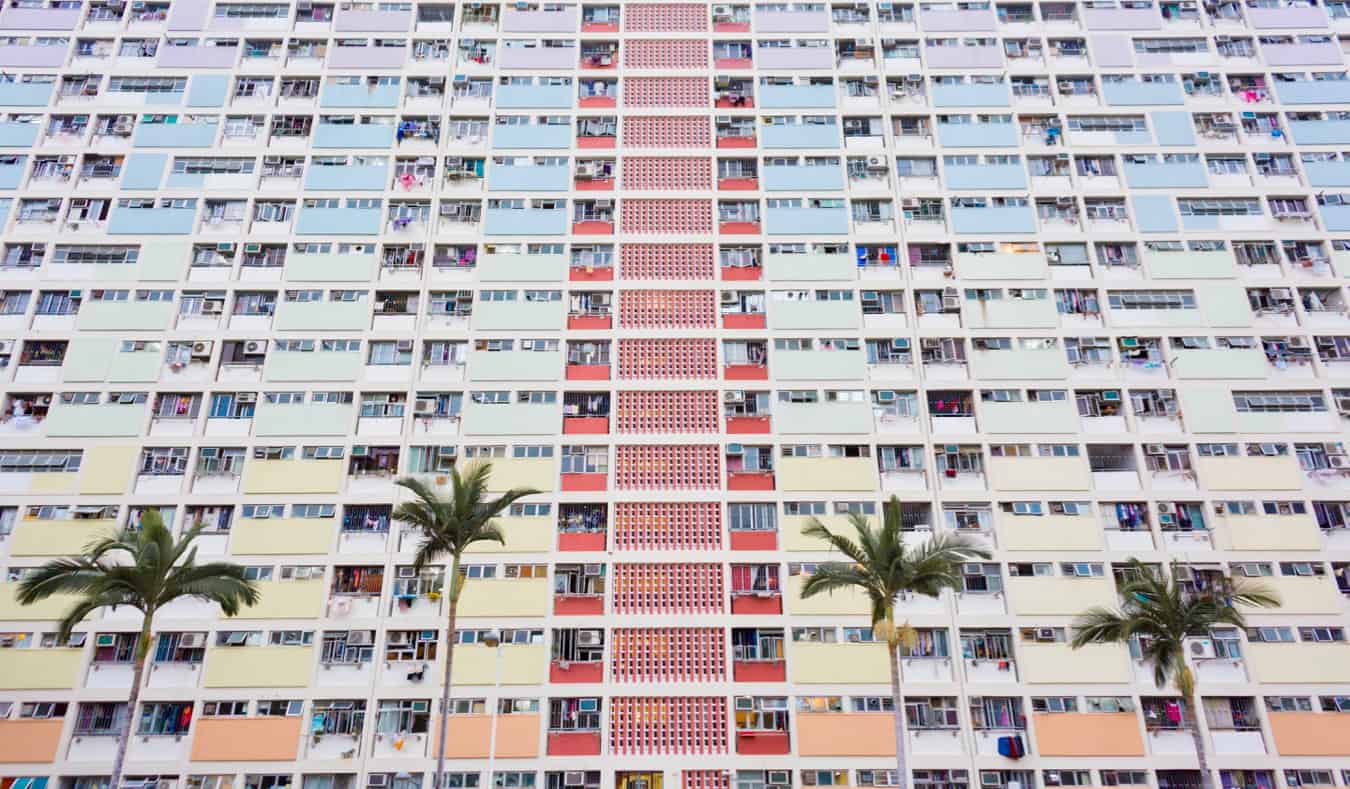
[0,1,1348,789]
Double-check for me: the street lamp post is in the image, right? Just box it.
[481,629,504,789]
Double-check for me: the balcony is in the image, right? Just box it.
[204,645,314,688]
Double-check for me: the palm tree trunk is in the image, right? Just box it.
[888,643,909,789]
[110,619,153,789]
[434,556,463,789]
[1186,690,1215,789]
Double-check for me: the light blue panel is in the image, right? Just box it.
[121,153,168,190]
[761,165,845,191]
[0,158,23,189]
[1319,204,1350,231]
[932,82,1012,108]
[950,205,1036,234]
[764,207,850,235]
[107,207,196,235]
[496,84,573,108]
[0,123,39,147]
[484,208,568,235]
[295,206,383,235]
[1133,195,1179,233]
[487,165,571,191]
[133,123,218,148]
[0,82,53,106]
[1122,161,1209,188]
[937,123,1019,147]
[1304,160,1350,187]
[1276,80,1350,105]
[304,164,389,191]
[313,124,396,148]
[492,125,572,149]
[761,124,839,149]
[1150,111,1193,146]
[163,170,205,188]
[0,200,9,227]
[1289,120,1350,145]
[145,91,186,106]
[185,75,229,108]
[1102,81,1184,106]
[318,83,401,108]
[758,84,836,109]
[944,164,1026,190]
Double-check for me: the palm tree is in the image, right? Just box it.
[1071,559,1280,789]
[392,464,539,787]
[799,496,992,789]
[16,510,258,789]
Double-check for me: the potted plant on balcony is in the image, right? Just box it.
[15,510,258,789]
[798,496,991,789]
[1071,559,1279,789]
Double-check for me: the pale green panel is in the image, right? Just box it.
[254,403,354,436]
[775,402,873,434]
[1198,283,1253,328]
[1179,385,1239,433]
[469,351,564,382]
[1172,349,1268,379]
[769,300,859,330]
[764,254,855,281]
[285,254,377,282]
[137,240,191,281]
[970,349,1071,380]
[76,302,175,331]
[461,402,562,435]
[263,352,364,382]
[1146,251,1235,279]
[274,302,369,332]
[108,349,163,382]
[477,254,567,282]
[473,301,566,331]
[774,350,866,381]
[45,404,145,437]
[62,337,117,382]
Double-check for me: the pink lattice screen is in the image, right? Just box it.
[623,3,708,32]
[615,391,720,434]
[617,338,717,379]
[619,289,715,329]
[623,115,711,147]
[623,39,708,69]
[623,77,708,108]
[613,501,722,549]
[611,627,727,682]
[620,199,713,234]
[609,696,728,755]
[613,444,721,490]
[619,243,714,279]
[621,157,712,190]
[611,563,725,613]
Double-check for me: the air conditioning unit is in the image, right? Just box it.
[583,563,602,576]
[1145,443,1165,455]
[1158,502,1176,514]
[202,299,224,314]
[865,156,887,171]
[396,340,414,352]
[577,630,602,647]
[236,393,257,403]
[414,398,436,415]
[398,567,417,579]
[178,632,206,649]
[564,774,587,787]
[1330,455,1350,469]
[724,390,745,402]
[768,773,790,787]
[191,341,213,358]
[0,341,13,355]
[876,390,896,403]
[726,442,744,455]
[575,163,596,178]
[368,777,388,789]
[244,243,262,254]
[243,340,267,355]
[388,631,411,646]
[95,633,117,647]
[347,630,373,646]
[1036,628,1056,641]
[1188,638,1216,659]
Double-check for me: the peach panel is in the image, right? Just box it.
[0,719,63,763]
[190,718,302,761]
[1270,712,1350,756]
[797,713,895,757]
[439,715,492,758]
[1033,713,1144,756]
[496,714,541,757]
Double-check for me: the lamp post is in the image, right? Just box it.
[481,629,503,789]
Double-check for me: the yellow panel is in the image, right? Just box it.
[1008,577,1115,615]
[1252,577,1344,615]
[0,649,82,689]
[451,643,547,684]
[9,519,118,556]
[28,472,79,495]
[1246,643,1350,683]
[229,579,326,619]
[457,577,550,617]
[988,457,1091,491]
[786,574,871,616]
[78,445,139,494]
[778,457,877,492]
[790,642,890,683]
[203,646,314,687]
[1214,515,1323,551]
[241,459,344,494]
[1019,642,1131,684]
[1195,456,1303,491]
[230,517,336,555]
[483,458,557,493]
[996,513,1102,551]
[782,514,876,552]
[464,516,552,554]
[0,584,81,621]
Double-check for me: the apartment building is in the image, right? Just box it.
[0,0,1348,789]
